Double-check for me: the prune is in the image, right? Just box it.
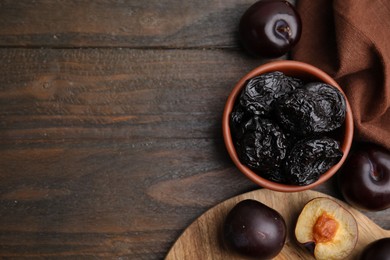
[230,104,251,140]
[229,71,346,186]
[260,168,286,184]
[276,82,346,136]
[305,82,346,129]
[239,0,302,58]
[285,137,343,185]
[236,117,287,174]
[239,71,303,116]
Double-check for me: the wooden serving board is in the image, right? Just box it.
[166,189,389,260]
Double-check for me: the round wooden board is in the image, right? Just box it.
[166,189,389,260]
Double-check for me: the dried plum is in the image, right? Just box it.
[236,117,287,175]
[239,71,303,116]
[305,82,346,129]
[260,168,286,184]
[230,104,251,140]
[276,82,346,136]
[284,137,343,185]
[229,71,346,186]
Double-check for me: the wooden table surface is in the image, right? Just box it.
[0,1,388,259]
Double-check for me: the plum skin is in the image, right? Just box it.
[360,238,390,260]
[239,0,302,58]
[338,143,390,211]
[223,199,287,259]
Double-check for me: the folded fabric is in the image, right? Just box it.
[292,0,390,150]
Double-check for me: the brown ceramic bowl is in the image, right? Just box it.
[222,60,354,192]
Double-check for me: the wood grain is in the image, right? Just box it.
[0,48,388,259]
[0,48,262,143]
[0,1,387,259]
[0,0,257,48]
[166,189,390,260]
[0,48,263,258]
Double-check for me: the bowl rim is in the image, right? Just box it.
[222,60,354,192]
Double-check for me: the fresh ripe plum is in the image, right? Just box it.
[295,198,358,260]
[239,0,302,58]
[360,238,390,260]
[223,199,286,259]
[338,142,390,211]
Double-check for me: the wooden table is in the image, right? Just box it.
[0,1,388,259]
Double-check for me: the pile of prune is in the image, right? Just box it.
[231,71,346,185]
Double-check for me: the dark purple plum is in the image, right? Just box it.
[223,199,286,259]
[239,0,301,58]
[360,238,390,260]
[338,143,390,211]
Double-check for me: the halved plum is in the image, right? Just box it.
[295,197,358,260]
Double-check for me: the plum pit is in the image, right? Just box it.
[313,212,338,243]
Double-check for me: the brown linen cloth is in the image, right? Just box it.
[292,0,390,150]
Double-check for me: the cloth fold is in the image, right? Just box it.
[292,0,390,150]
